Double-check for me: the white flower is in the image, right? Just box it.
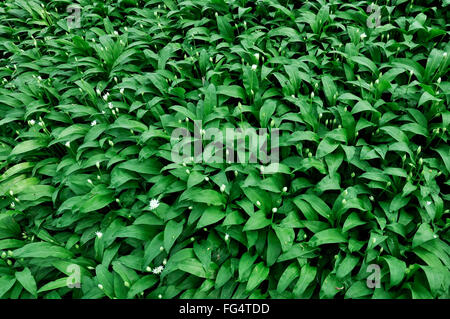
[95,231,103,239]
[103,94,108,101]
[65,141,70,147]
[149,198,160,210]
[87,179,93,185]
[272,207,277,213]
[360,33,367,40]
[444,52,448,58]
[426,201,432,206]
[29,119,36,125]
[108,102,113,109]
[251,64,257,71]
[220,184,226,192]
[225,233,230,241]
[152,265,164,275]
[10,202,15,209]
[254,53,260,61]
[120,88,124,94]
[91,120,97,126]
[114,31,119,36]
[96,88,101,95]
[158,294,162,299]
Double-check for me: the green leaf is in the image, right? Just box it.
[177,258,207,278]
[277,262,300,293]
[96,264,114,298]
[127,275,158,298]
[216,15,234,42]
[13,242,73,259]
[9,140,48,157]
[37,278,69,293]
[164,220,183,252]
[246,262,269,291]
[310,228,347,246]
[197,206,225,228]
[259,99,277,127]
[215,261,232,289]
[316,137,339,158]
[15,267,37,296]
[180,188,226,206]
[336,255,359,279]
[293,264,316,297]
[243,211,272,231]
[0,276,16,298]
[383,256,406,286]
[321,75,337,105]
[412,224,436,248]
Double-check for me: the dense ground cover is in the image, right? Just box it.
[0,0,449,299]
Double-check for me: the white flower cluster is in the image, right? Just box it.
[149,198,160,210]
[152,265,164,275]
